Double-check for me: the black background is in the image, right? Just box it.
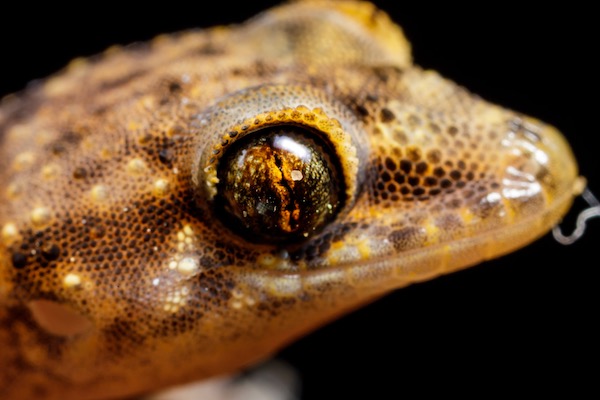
[1,2,597,398]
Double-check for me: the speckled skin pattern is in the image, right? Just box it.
[0,1,581,399]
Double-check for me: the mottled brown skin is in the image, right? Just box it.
[0,1,581,399]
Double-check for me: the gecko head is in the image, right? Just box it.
[0,1,580,399]
[182,79,580,379]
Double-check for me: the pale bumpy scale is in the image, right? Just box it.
[0,1,579,399]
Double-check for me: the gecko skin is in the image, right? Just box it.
[0,1,581,399]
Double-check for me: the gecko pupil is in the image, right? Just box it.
[216,126,343,243]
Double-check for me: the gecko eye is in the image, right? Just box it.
[192,84,368,245]
[215,125,343,243]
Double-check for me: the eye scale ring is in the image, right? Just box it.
[192,84,369,244]
[216,126,343,243]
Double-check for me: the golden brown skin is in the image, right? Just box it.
[0,1,582,399]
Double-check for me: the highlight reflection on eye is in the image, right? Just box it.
[215,126,344,244]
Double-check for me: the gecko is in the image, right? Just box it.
[0,1,589,399]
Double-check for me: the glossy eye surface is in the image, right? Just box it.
[216,126,343,243]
